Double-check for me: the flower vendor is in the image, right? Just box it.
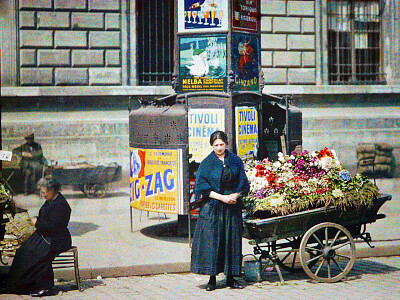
[191,131,250,291]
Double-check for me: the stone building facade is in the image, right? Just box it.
[260,0,317,85]
[1,0,400,180]
[2,0,127,86]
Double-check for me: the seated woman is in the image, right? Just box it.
[6,178,72,297]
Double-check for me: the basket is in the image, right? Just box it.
[5,211,36,244]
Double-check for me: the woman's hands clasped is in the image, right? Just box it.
[209,191,241,205]
[222,193,241,205]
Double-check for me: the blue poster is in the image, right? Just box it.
[231,33,260,92]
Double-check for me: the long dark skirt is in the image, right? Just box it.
[7,232,58,294]
[191,200,243,276]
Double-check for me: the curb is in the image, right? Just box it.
[55,262,191,281]
[54,241,400,281]
[355,240,400,259]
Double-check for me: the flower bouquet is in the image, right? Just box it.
[243,147,379,219]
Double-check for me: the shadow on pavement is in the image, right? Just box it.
[63,191,129,200]
[54,278,104,294]
[245,258,400,285]
[348,258,400,275]
[140,220,190,244]
[68,221,100,236]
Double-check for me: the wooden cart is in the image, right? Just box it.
[50,163,122,198]
[242,194,391,283]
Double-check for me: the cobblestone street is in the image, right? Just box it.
[2,256,399,299]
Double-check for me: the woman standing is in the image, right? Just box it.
[7,178,72,296]
[191,131,250,291]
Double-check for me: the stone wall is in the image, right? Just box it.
[2,105,399,187]
[383,0,400,85]
[2,110,130,185]
[302,110,400,177]
[17,0,123,86]
[260,0,316,85]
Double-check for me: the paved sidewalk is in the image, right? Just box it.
[1,178,399,285]
[1,256,400,299]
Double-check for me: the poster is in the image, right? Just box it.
[179,35,227,92]
[232,0,259,32]
[231,33,259,92]
[189,177,202,216]
[130,148,184,214]
[178,0,229,33]
[235,106,259,159]
[189,108,225,163]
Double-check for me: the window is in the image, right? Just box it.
[327,0,383,84]
[137,0,174,85]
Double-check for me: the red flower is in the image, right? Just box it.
[255,164,267,177]
[317,147,334,159]
[316,187,330,194]
[266,170,278,185]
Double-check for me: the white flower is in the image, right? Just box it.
[320,156,335,171]
[332,189,344,198]
[290,155,295,160]
[309,177,318,184]
[269,194,285,207]
[273,161,281,169]
[278,152,285,162]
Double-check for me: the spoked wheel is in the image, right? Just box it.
[83,184,106,198]
[272,236,303,272]
[273,236,319,273]
[299,222,356,283]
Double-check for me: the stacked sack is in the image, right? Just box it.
[356,142,394,177]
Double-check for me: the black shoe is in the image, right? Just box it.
[206,283,216,291]
[30,289,52,297]
[226,279,243,289]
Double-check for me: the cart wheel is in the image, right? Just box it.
[273,236,319,273]
[299,222,356,283]
[272,237,303,272]
[83,184,106,198]
[83,184,94,198]
[94,184,106,198]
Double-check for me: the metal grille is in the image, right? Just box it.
[137,0,174,86]
[327,0,384,84]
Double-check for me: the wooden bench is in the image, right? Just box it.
[52,246,82,292]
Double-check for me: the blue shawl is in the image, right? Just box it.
[194,150,250,202]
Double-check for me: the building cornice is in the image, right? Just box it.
[1,85,400,97]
